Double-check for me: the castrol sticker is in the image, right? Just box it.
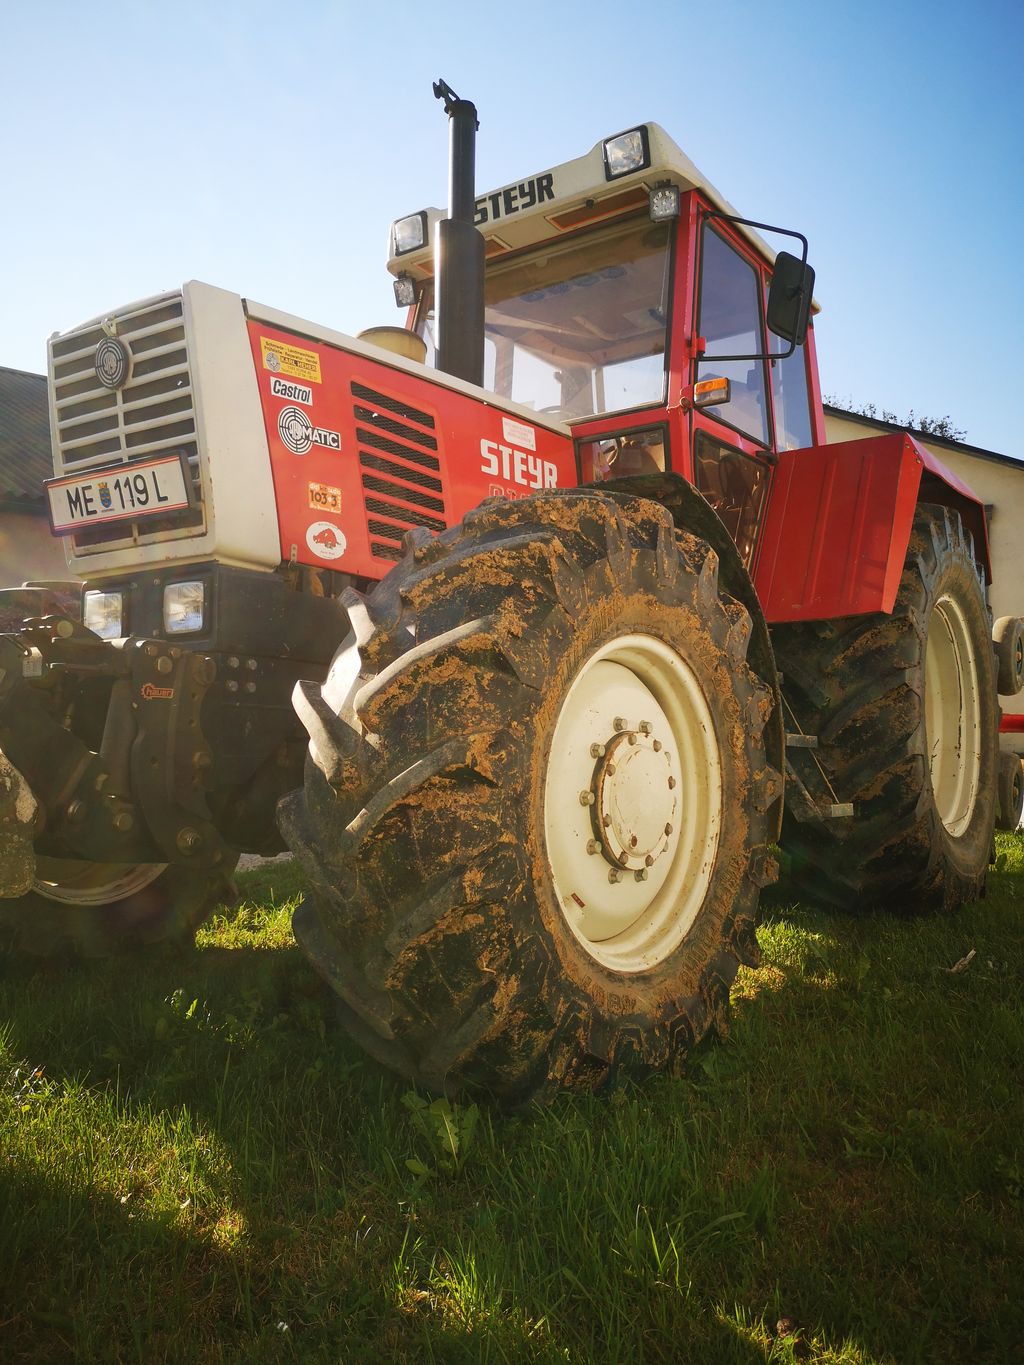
[308,481,342,513]
[306,521,347,561]
[270,376,313,405]
[260,336,322,384]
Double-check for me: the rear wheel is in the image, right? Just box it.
[280,490,780,1102]
[0,858,238,957]
[772,505,998,913]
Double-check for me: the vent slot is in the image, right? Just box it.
[351,381,436,430]
[370,541,404,562]
[360,474,445,514]
[364,495,444,532]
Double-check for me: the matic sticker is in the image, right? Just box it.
[308,481,342,513]
[260,337,322,384]
[277,407,341,455]
[306,521,347,560]
[270,376,313,405]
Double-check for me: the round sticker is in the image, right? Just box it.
[306,521,347,561]
[278,406,313,455]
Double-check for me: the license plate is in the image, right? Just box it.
[46,456,192,534]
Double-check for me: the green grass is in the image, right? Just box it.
[2,847,1023,1363]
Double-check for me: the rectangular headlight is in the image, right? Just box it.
[163,580,205,634]
[603,127,650,180]
[83,589,124,640]
[391,211,428,256]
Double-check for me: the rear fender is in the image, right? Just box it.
[754,432,990,625]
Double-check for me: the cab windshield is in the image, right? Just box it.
[417,217,672,421]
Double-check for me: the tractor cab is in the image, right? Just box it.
[387,122,819,567]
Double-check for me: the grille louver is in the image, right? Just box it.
[49,293,204,553]
[352,382,447,561]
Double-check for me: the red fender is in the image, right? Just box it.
[753,432,990,624]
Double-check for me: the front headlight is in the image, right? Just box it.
[83,590,124,640]
[163,580,206,634]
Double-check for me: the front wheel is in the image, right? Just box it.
[0,857,238,957]
[280,491,780,1102]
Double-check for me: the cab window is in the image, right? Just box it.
[767,313,813,451]
[697,226,770,446]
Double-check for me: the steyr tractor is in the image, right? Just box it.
[2,83,1018,1102]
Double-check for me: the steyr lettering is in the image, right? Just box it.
[480,438,557,489]
[474,174,555,226]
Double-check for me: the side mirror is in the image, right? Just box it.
[767,251,815,346]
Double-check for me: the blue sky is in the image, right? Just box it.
[3,0,1021,454]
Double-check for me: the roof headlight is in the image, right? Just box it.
[391,212,428,256]
[602,127,650,180]
[163,580,206,635]
[83,589,124,640]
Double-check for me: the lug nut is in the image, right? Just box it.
[664,822,673,836]
[645,854,655,866]
[227,656,240,669]
[244,681,256,694]
[55,619,74,639]
[606,763,616,776]
[155,655,173,675]
[639,720,652,735]
[113,811,134,833]
[176,827,201,854]
[613,717,627,732]
[226,680,239,693]
[66,799,86,824]
[579,790,595,805]
[668,776,676,789]
[653,740,662,752]
[603,814,612,827]
[618,852,629,866]
[246,658,257,671]
[608,868,623,883]
[144,644,157,657]
[590,743,605,759]
[635,868,649,882]
[586,839,602,855]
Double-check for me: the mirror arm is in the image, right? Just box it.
[699,211,808,361]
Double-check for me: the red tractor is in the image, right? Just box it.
[1,83,1015,1102]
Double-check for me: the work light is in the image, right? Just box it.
[163,581,206,635]
[393,273,418,308]
[649,185,680,221]
[391,212,428,256]
[602,128,650,180]
[83,590,124,640]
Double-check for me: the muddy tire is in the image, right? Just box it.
[0,858,238,958]
[772,504,998,913]
[279,490,780,1103]
[996,752,1023,832]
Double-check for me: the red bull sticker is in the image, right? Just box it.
[306,521,347,561]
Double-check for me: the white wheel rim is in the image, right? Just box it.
[33,859,167,907]
[925,593,983,837]
[543,633,722,973]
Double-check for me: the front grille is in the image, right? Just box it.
[352,382,448,561]
[49,293,204,553]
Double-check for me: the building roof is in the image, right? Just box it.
[0,366,52,506]
[823,403,1019,471]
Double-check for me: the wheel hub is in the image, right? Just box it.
[592,726,677,873]
[542,635,723,972]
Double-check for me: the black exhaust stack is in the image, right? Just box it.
[433,79,485,387]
